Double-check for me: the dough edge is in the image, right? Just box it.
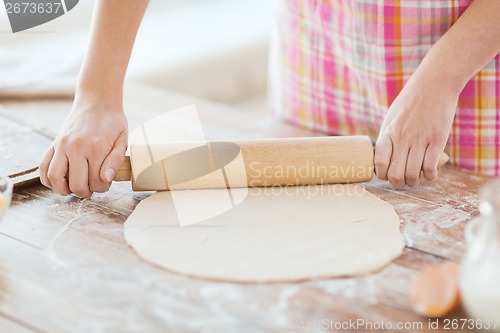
[124,185,405,283]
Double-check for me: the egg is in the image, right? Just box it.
[410,261,461,318]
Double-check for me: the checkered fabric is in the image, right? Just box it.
[269,0,500,176]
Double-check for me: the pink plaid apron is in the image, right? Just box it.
[269,0,500,176]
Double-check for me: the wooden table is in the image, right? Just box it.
[0,83,490,333]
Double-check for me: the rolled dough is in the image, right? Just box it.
[124,184,405,282]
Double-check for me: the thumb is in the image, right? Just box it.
[100,131,128,183]
[374,132,393,181]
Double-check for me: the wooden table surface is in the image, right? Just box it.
[0,83,490,333]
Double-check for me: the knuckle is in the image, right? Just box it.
[385,127,403,142]
[61,135,84,148]
[430,132,446,143]
[388,172,404,183]
[72,136,85,148]
[91,183,110,193]
[46,170,59,182]
[406,175,420,187]
[424,169,438,181]
[61,189,71,196]
[389,181,404,190]
[389,175,405,184]
[392,129,404,140]
[58,135,70,146]
[405,171,418,183]
[89,179,108,193]
[54,186,70,196]
[89,139,105,153]
[70,185,90,198]
[388,172,405,189]
[375,141,391,154]
[424,165,437,176]
[39,160,50,171]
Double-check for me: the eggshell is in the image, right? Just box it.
[410,262,461,318]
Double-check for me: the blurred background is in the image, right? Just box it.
[0,0,272,112]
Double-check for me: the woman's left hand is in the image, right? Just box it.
[374,71,460,189]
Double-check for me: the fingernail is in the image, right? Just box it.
[104,168,115,183]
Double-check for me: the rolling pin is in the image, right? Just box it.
[113,136,449,191]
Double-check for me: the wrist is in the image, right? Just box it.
[414,33,483,95]
[412,54,467,97]
[75,82,124,111]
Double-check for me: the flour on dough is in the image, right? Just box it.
[124,184,404,282]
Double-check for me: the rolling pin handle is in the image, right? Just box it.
[113,142,450,186]
[114,156,132,181]
[438,151,450,168]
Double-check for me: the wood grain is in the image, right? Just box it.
[126,136,374,190]
[0,114,51,187]
[0,83,490,333]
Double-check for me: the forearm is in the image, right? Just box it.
[76,0,149,104]
[414,0,500,92]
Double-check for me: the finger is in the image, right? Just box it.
[422,144,443,181]
[67,154,92,198]
[39,146,55,189]
[100,131,128,184]
[374,133,393,181]
[405,146,425,187]
[88,144,111,194]
[387,144,409,190]
[88,155,110,193]
[47,150,71,196]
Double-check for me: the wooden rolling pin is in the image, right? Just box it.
[113,136,449,191]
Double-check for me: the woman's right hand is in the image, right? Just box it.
[39,94,128,198]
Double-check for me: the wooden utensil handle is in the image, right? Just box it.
[114,136,374,188]
[113,136,450,190]
[114,156,132,182]
[232,136,375,188]
[438,151,450,169]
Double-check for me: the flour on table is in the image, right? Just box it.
[124,184,405,282]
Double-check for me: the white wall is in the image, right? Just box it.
[128,0,272,104]
[0,0,272,107]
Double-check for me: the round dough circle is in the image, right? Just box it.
[124,184,404,282]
